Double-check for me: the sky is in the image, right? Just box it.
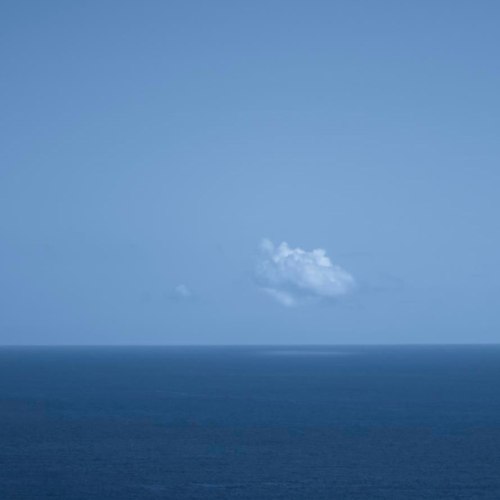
[1,0,499,345]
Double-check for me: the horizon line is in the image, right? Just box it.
[1,343,500,348]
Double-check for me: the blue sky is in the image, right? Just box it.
[1,1,499,344]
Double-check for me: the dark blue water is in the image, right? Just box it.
[1,346,500,499]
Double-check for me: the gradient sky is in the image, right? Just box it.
[1,0,499,344]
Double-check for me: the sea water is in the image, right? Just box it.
[1,345,499,499]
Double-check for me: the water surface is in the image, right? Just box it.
[1,345,499,499]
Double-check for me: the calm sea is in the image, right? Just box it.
[1,346,500,499]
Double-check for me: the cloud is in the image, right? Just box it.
[255,239,355,307]
[173,284,192,300]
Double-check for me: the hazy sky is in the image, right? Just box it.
[1,1,499,344]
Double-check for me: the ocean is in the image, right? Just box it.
[1,345,499,499]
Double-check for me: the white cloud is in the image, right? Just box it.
[256,239,355,307]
